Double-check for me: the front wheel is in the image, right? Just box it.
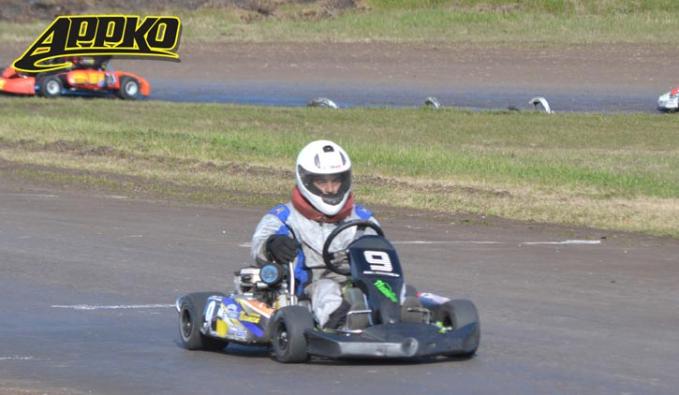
[118,76,141,100]
[178,292,229,351]
[40,76,62,98]
[270,305,314,363]
[437,299,480,358]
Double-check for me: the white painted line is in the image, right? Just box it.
[520,240,602,246]
[237,240,503,247]
[3,193,58,199]
[0,356,34,361]
[239,239,601,247]
[51,304,175,311]
[392,240,503,245]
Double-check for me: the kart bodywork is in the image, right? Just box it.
[0,58,150,99]
[177,220,480,362]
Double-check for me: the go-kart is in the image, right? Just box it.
[0,57,150,100]
[176,220,480,362]
[657,86,679,112]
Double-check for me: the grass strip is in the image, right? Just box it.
[1,97,678,237]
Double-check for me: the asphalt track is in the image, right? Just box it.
[2,41,676,112]
[149,80,664,113]
[132,42,677,113]
[2,181,679,394]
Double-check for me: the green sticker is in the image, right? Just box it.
[374,280,398,303]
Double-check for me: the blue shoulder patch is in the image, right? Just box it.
[268,204,290,222]
[354,204,373,220]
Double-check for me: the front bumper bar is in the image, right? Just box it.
[305,322,478,359]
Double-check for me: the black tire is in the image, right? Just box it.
[118,76,141,100]
[270,305,314,363]
[178,292,229,351]
[40,75,62,98]
[438,299,480,357]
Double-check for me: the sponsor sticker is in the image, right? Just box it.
[224,303,239,319]
[374,279,398,303]
[239,311,261,324]
[13,15,182,73]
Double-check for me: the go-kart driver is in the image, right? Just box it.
[69,56,111,70]
[251,140,379,329]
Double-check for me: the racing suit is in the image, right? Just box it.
[251,198,378,328]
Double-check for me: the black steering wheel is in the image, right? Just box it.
[322,220,385,275]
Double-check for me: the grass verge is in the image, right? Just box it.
[1,97,678,237]
[179,7,679,45]
[2,1,679,45]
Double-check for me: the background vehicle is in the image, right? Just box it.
[0,57,150,100]
[177,220,480,363]
[658,86,679,112]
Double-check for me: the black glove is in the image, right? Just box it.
[266,235,297,264]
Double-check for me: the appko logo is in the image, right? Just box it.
[13,15,181,73]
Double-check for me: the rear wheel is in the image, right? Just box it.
[270,305,314,363]
[178,292,229,351]
[118,76,141,100]
[437,299,480,357]
[40,76,62,98]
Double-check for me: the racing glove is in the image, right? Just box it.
[266,235,297,264]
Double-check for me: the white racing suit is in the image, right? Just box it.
[251,202,378,327]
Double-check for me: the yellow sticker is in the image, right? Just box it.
[69,70,105,85]
[215,319,228,337]
[239,311,260,324]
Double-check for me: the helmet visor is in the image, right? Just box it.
[298,166,351,206]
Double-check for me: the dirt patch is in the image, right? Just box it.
[0,137,511,199]
[0,156,285,205]
[0,137,290,177]
[357,173,512,199]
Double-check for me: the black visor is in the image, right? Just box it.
[298,166,351,206]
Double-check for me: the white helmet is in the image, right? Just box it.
[295,140,352,216]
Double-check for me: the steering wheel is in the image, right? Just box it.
[322,220,385,275]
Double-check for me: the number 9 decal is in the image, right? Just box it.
[364,250,393,272]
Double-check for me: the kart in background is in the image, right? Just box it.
[177,220,480,363]
[657,86,679,112]
[0,57,150,100]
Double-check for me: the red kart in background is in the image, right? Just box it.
[0,56,150,100]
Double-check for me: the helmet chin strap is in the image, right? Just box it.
[292,187,353,223]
